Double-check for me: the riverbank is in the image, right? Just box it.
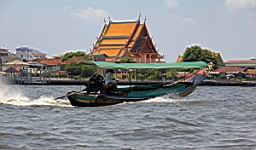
[200,79,256,86]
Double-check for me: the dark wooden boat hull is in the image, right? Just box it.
[68,82,196,107]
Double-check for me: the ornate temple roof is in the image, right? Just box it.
[92,17,161,62]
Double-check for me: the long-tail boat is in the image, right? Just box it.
[67,61,208,107]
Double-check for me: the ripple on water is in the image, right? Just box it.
[0,85,256,149]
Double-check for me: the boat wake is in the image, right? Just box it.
[0,82,71,107]
[123,95,182,105]
[0,96,72,107]
[0,80,187,107]
[142,97,180,103]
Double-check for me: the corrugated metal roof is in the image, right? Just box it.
[211,67,245,73]
[225,60,256,64]
[16,46,46,54]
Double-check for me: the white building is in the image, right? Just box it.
[0,47,19,71]
[16,46,47,61]
[0,47,8,57]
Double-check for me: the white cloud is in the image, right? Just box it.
[65,6,109,21]
[74,7,109,21]
[164,0,197,25]
[165,0,179,9]
[225,0,256,10]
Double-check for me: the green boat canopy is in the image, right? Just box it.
[93,61,208,70]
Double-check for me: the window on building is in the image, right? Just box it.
[21,54,23,58]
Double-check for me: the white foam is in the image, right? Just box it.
[141,96,180,103]
[122,95,181,105]
[0,80,72,107]
[32,96,71,107]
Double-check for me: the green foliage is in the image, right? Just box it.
[183,45,218,66]
[165,70,178,80]
[49,74,67,78]
[120,57,134,63]
[136,69,149,80]
[148,69,162,80]
[61,51,95,78]
[64,64,95,78]
[136,69,162,80]
[62,51,92,61]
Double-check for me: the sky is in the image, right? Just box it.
[0,0,255,62]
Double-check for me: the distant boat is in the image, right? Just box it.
[66,61,208,107]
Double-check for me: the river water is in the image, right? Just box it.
[0,82,256,150]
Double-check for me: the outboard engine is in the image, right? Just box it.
[86,74,104,93]
[104,79,118,95]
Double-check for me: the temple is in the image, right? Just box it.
[92,16,164,63]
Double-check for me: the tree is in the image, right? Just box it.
[62,51,92,61]
[183,45,218,67]
[62,51,95,78]
[64,64,95,78]
[136,69,162,81]
[164,70,178,80]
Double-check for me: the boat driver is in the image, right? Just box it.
[104,69,118,94]
[105,69,114,85]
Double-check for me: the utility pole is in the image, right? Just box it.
[0,57,2,71]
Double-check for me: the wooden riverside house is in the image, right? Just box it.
[92,17,164,63]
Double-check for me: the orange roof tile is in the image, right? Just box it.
[98,45,124,50]
[92,21,140,58]
[104,23,137,37]
[96,49,122,57]
[92,19,163,62]
[93,22,141,58]
[128,24,144,48]
[134,24,143,37]
[34,58,65,66]
[100,39,128,45]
